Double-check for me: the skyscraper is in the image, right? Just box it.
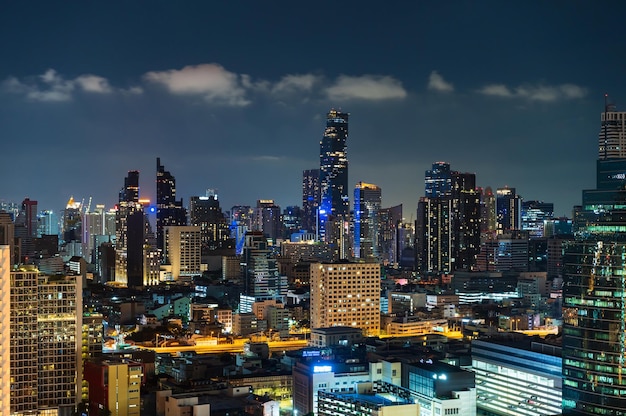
[239,231,287,313]
[425,161,452,198]
[189,192,230,253]
[116,170,145,287]
[562,103,626,415]
[496,186,521,233]
[353,182,382,259]
[156,157,187,253]
[253,199,282,243]
[319,109,349,241]
[416,163,480,273]
[302,169,320,234]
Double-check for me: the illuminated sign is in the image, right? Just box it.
[313,365,333,373]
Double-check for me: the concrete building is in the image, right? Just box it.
[310,261,381,336]
[163,226,202,280]
[472,336,562,415]
[309,326,364,348]
[84,357,143,416]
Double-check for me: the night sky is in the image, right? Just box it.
[1,1,625,218]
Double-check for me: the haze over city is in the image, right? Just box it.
[2,2,625,216]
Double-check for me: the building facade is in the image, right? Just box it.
[353,182,381,260]
[319,109,349,242]
[310,261,380,336]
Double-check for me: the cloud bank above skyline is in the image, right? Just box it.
[0,2,623,218]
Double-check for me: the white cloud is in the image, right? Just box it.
[75,75,112,93]
[325,75,407,101]
[478,82,588,102]
[272,74,320,95]
[2,69,136,102]
[477,84,513,97]
[427,71,454,92]
[143,63,250,106]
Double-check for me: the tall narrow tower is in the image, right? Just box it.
[319,110,349,241]
[156,158,187,253]
[353,182,382,259]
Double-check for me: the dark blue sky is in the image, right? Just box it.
[1,1,625,217]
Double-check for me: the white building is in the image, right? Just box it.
[164,226,202,279]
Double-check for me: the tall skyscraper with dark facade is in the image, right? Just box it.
[319,110,349,242]
[189,192,230,253]
[562,103,626,415]
[115,170,144,287]
[496,186,521,233]
[416,162,480,273]
[302,169,320,234]
[156,157,187,253]
[378,204,403,265]
[353,182,381,259]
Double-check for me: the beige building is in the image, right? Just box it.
[310,261,380,336]
[164,226,202,279]
[84,358,143,416]
[0,246,11,416]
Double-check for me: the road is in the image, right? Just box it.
[135,337,308,355]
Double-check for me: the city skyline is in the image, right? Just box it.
[2,2,626,217]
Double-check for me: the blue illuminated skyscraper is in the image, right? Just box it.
[319,109,349,241]
[354,182,381,259]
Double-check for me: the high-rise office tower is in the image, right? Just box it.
[253,199,282,243]
[480,187,497,234]
[9,265,38,414]
[562,102,626,415]
[302,169,320,234]
[37,273,82,415]
[319,109,349,241]
[353,182,382,259]
[239,231,287,313]
[61,196,82,244]
[156,157,187,253]
[598,97,626,159]
[378,204,403,266]
[416,163,480,273]
[116,171,145,287]
[21,198,38,238]
[163,226,202,280]
[282,205,302,239]
[310,261,380,336]
[425,161,452,197]
[521,200,554,238]
[496,187,521,233]
[230,205,254,255]
[189,192,230,253]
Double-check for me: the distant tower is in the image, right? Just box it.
[480,187,497,233]
[416,162,480,273]
[156,158,187,253]
[21,198,38,238]
[425,161,452,197]
[302,169,320,234]
[598,95,626,159]
[496,187,521,233]
[253,200,282,243]
[116,171,144,287]
[189,192,230,253]
[353,182,382,259]
[319,110,349,241]
[239,232,287,313]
